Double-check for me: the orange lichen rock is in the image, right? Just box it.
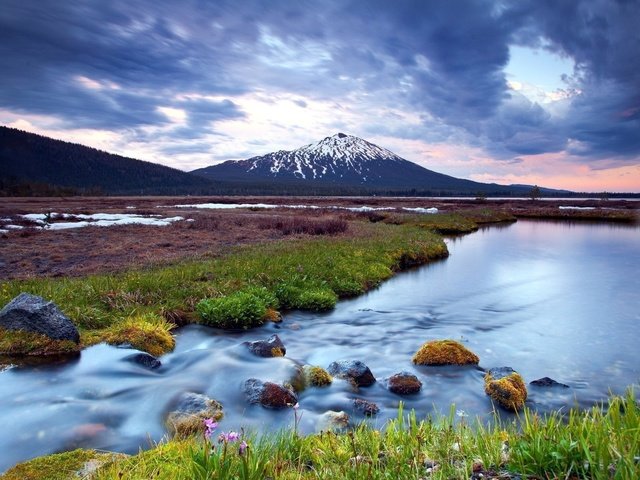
[484,367,527,411]
[412,339,479,366]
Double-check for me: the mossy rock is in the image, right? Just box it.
[484,367,528,411]
[0,448,123,480]
[97,314,175,356]
[412,339,479,366]
[303,365,333,387]
[0,327,81,357]
[166,392,224,439]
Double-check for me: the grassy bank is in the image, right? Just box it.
[0,221,448,355]
[2,391,638,480]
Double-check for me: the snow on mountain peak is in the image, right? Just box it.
[241,133,406,181]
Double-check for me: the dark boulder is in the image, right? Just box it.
[327,360,376,387]
[244,334,286,357]
[244,378,298,409]
[386,371,422,395]
[530,377,569,388]
[0,293,80,343]
[353,398,379,416]
[124,352,161,370]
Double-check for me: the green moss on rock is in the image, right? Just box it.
[484,367,528,411]
[412,339,479,366]
[0,328,81,357]
[304,365,333,387]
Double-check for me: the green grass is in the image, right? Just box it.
[0,222,448,353]
[7,391,636,480]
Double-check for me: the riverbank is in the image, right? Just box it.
[2,391,638,479]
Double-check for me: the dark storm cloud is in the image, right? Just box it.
[1,0,638,163]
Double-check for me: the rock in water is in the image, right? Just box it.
[412,339,479,366]
[386,371,422,395]
[124,352,161,369]
[244,334,286,357]
[530,376,569,388]
[484,367,527,411]
[244,378,298,409]
[353,398,379,416]
[327,360,376,387]
[0,293,80,343]
[166,392,223,438]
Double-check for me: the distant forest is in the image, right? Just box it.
[1,126,636,197]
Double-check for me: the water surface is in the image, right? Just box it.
[0,220,638,471]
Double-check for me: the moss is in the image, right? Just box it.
[263,307,282,323]
[0,328,81,356]
[270,346,285,357]
[412,339,480,366]
[484,371,528,411]
[84,314,175,356]
[0,448,117,480]
[303,365,333,387]
[166,409,224,439]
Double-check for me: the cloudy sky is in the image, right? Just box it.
[2,0,639,192]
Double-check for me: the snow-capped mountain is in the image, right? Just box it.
[192,133,532,194]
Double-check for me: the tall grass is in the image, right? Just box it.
[6,391,631,480]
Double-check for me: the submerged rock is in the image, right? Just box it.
[327,360,376,387]
[316,410,350,431]
[0,292,80,343]
[530,376,569,388]
[166,392,223,438]
[244,334,286,357]
[412,339,479,366]
[303,365,333,387]
[244,378,298,409]
[124,352,161,370]
[353,398,379,416]
[386,371,422,395]
[484,367,527,411]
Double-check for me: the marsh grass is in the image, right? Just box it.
[0,223,447,352]
[9,391,630,479]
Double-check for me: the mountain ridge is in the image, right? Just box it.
[192,133,553,195]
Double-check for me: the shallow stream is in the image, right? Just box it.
[0,220,638,471]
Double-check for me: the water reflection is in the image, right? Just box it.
[0,220,638,471]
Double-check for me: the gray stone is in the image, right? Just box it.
[530,377,569,388]
[0,293,80,343]
[244,334,286,357]
[327,360,376,387]
[124,352,161,369]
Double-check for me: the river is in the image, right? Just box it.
[0,219,638,472]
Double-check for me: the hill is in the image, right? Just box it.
[0,126,213,195]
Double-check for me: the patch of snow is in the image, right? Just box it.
[4,225,24,230]
[15,212,184,230]
[126,206,136,209]
[175,203,279,209]
[0,229,8,234]
[558,206,596,210]
[403,207,438,214]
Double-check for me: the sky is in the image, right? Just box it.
[1,0,639,192]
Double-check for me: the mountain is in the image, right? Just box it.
[0,126,213,195]
[192,133,546,195]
